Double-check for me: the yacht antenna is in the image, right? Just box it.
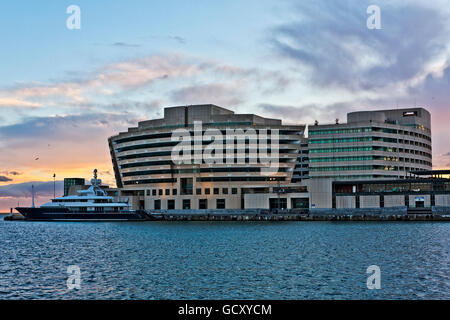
[93,169,98,185]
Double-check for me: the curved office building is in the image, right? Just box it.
[308,108,432,180]
[108,105,308,210]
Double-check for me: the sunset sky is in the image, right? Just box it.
[1,0,450,211]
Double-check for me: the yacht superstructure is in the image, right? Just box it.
[16,169,149,221]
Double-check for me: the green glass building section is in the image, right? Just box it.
[64,178,85,196]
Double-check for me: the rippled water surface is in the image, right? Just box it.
[0,219,449,299]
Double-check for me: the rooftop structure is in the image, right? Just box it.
[308,107,432,180]
[108,104,308,210]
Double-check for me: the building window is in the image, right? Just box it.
[403,111,418,117]
[216,199,225,209]
[214,188,219,195]
[154,200,161,210]
[173,189,177,195]
[158,189,163,196]
[167,199,175,210]
[291,198,309,209]
[269,198,287,210]
[196,188,202,195]
[146,190,150,196]
[199,199,208,209]
[181,178,193,195]
[182,199,191,210]
[232,188,238,195]
[222,188,228,195]
[152,189,156,196]
[205,188,210,195]
[165,189,170,196]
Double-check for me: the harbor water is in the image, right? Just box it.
[0,219,449,299]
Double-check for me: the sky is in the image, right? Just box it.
[1,0,450,211]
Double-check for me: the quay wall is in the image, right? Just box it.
[147,207,450,221]
[309,207,407,216]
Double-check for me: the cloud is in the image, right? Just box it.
[403,64,450,168]
[0,53,295,115]
[0,55,200,109]
[270,0,450,91]
[0,181,63,198]
[92,55,202,89]
[409,64,450,110]
[0,171,22,176]
[0,98,41,108]
[0,82,87,108]
[0,113,138,141]
[0,56,224,111]
[0,113,140,183]
[98,170,112,176]
[169,36,186,45]
[171,83,245,106]
[95,99,163,114]
[258,102,357,125]
[111,42,141,48]
[142,34,187,45]
[0,112,143,174]
[0,171,21,184]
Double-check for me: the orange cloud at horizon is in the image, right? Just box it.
[0,114,131,212]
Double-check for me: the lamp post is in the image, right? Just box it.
[53,173,56,199]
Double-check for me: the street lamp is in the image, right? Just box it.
[53,173,56,199]
[269,177,282,213]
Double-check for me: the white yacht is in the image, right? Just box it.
[16,169,149,221]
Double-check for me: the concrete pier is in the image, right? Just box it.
[147,209,450,222]
[3,210,449,222]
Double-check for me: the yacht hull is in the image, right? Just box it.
[15,207,151,221]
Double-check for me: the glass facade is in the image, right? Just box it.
[311,165,398,172]
[309,127,372,135]
[309,137,373,144]
[334,180,450,194]
[63,178,85,196]
[309,146,373,153]
[310,156,374,163]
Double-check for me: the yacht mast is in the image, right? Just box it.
[31,184,35,208]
